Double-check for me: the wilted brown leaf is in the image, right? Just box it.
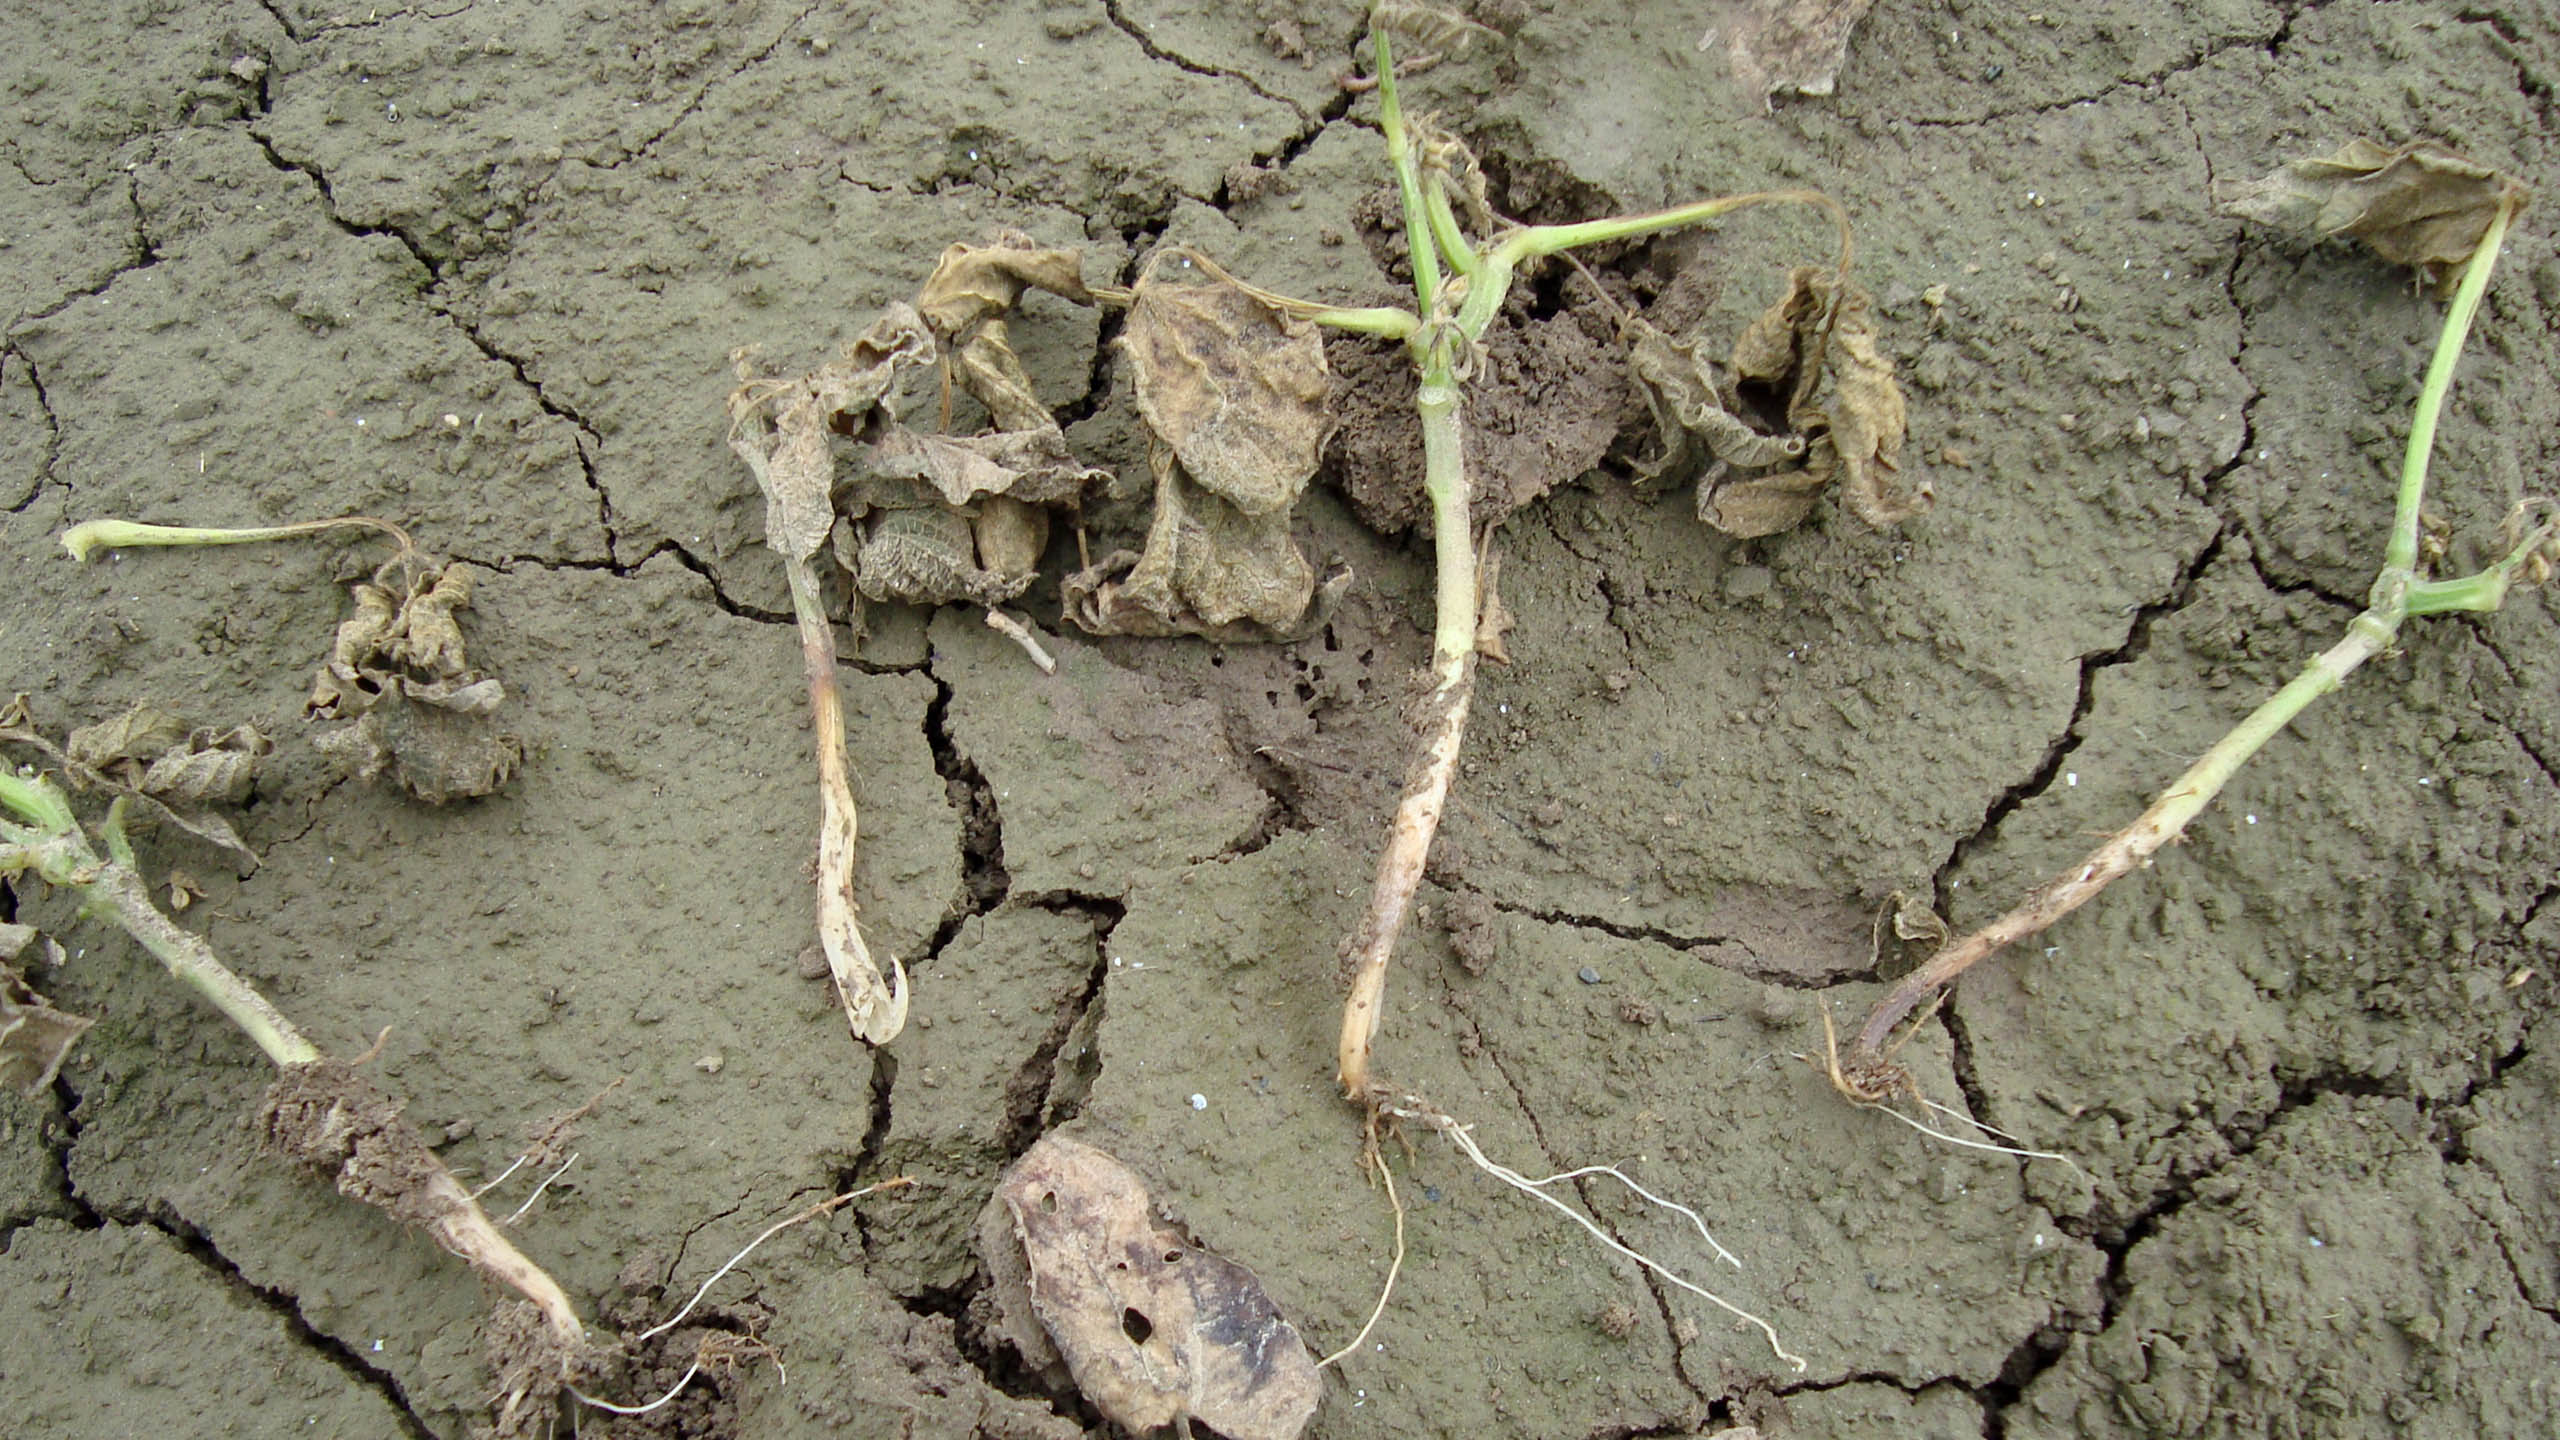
[1122,245,1331,517]
[996,1134,1321,1440]
[727,305,939,565]
[0,924,90,1096]
[913,233,1095,341]
[1063,444,1348,640]
[306,557,521,804]
[1638,267,1927,536]
[2216,139,2531,293]
[1717,0,1879,110]
[66,702,188,775]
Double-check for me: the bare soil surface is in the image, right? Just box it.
[3,3,2556,1438]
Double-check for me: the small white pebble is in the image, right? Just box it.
[1189,1093,1207,1111]
[2246,814,2258,825]
[2065,772,2078,787]
[694,1053,724,1074]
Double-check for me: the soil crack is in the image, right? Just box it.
[1099,0,1314,123]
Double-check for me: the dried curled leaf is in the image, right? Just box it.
[307,557,522,804]
[727,304,939,565]
[997,1134,1321,1440]
[0,925,90,1097]
[1072,246,1339,639]
[1634,267,1929,537]
[1063,445,1350,641]
[2216,139,2531,294]
[1124,246,1332,517]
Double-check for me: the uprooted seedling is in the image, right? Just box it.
[0,726,611,1433]
[1841,140,2549,1094]
[1322,9,1925,1118]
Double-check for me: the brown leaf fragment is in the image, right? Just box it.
[67,702,188,777]
[913,232,1095,341]
[863,424,1105,513]
[1718,0,1879,110]
[1122,245,1332,517]
[388,566,473,677]
[0,960,91,1097]
[1650,268,1928,535]
[2215,139,2531,293]
[1625,317,1808,481]
[1700,465,1831,538]
[997,1134,1321,1440]
[304,558,522,804]
[1814,284,1930,527]
[138,723,271,808]
[1063,445,1347,641]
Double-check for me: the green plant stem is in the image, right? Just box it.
[1460,189,1850,339]
[3,786,318,1067]
[1850,614,2391,1060]
[2384,202,2512,577]
[1848,200,2523,1071]
[1373,27,1441,313]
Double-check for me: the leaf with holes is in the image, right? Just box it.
[997,1133,1322,1440]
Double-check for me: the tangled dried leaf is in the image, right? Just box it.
[1632,266,1929,537]
[1714,0,1880,110]
[996,1134,1321,1440]
[307,557,522,804]
[2215,138,2531,294]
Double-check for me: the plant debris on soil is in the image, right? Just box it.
[3,4,2556,1440]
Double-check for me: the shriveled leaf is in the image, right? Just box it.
[1,962,92,1096]
[315,695,523,805]
[2216,139,2531,292]
[1659,268,1927,535]
[727,305,938,564]
[309,582,400,716]
[839,504,1032,608]
[863,425,1106,512]
[388,566,473,677]
[913,232,1095,341]
[67,702,188,774]
[1816,287,1930,526]
[1122,245,1331,517]
[1626,317,1808,480]
[1717,0,1879,109]
[997,1134,1321,1440]
[138,723,270,807]
[1701,466,1830,538]
[1063,446,1344,640]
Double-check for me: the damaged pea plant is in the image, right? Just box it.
[724,6,1926,1429]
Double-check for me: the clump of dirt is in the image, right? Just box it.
[1328,295,1634,534]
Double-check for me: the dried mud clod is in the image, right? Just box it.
[307,557,524,804]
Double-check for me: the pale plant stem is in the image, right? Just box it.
[1337,380,1476,1101]
[784,555,906,1045]
[1854,617,2390,1058]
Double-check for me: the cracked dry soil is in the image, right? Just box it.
[3,2,2557,1438]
